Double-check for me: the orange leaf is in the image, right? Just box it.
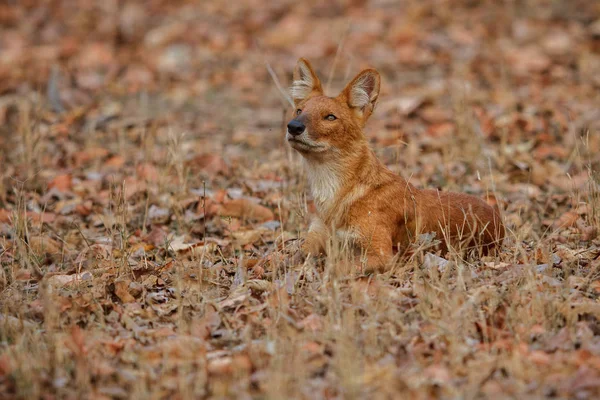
[0,209,10,223]
[190,153,229,176]
[114,280,136,303]
[218,198,274,222]
[553,211,579,229]
[136,163,159,182]
[105,155,125,169]
[48,174,72,192]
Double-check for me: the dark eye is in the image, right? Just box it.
[325,114,336,121]
[296,109,302,115]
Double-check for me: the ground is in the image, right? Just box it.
[1,0,600,399]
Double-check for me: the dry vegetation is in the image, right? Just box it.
[1,0,600,398]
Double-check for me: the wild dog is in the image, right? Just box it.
[286,58,504,272]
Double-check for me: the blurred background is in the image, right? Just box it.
[1,0,600,281]
[2,1,600,398]
[1,0,599,176]
[2,0,600,229]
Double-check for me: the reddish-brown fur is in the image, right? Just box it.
[287,58,504,272]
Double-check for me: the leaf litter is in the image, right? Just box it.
[1,0,600,399]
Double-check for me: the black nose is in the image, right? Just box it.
[287,120,305,136]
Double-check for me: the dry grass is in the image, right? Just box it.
[1,0,600,399]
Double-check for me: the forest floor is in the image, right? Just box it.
[1,0,600,398]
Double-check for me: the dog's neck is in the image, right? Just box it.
[303,157,344,213]
[303,141,378,217]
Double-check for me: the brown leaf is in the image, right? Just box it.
[506,46,551,75]
[0,353,11,376]
[48,174,72,192]
[104,155,125,169]
[218,287,250,311]
[46,272,92,288]
[75,201,93,217]
[168,235,216,254]
[299,314,323,333]
[218,198,274,222]
[114,280,136,303]
[0,314,37,330]
[136,163,159,182]
[420,106,453,123]
[426,122,455,138]
[251,264,265,279]
[533,144,569,160]
[231,229,264,246]
[14,269,31,281]
[0,209,10,223]
[70,325,87,356]
[244,279,272,293]
[27,212,56,224]
[207,353,252,376]
[528,350,551,366]
[144,226,168,247]
[568,366,600,393]
[189,153,229,176]
[423,364,451,385]
[28,235,61,255]
[378,95,425,116]
[553,211,579,229]
[73,147,109,166]
[191,304,221,339]
[576,219,598,241]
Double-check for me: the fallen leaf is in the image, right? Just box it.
[379,95,425,116]
[299,314,323,333]
[105,155,125,169]
[0,209,10,223]
[136,163,159,182]
[244,279,272,293]
[553,211,579,229]
[423,364,451,385]
[189,153,229,176]
[427,122,455,138]
[191,304,221,339]
[74,147,109,166]
[218,287,250,310]
[0,314,36,330]
[231,229,264,246]
[114,279,136,303]
[0,353,11,376]
[28,235,62,255]
[147,205,170,224]
[46,272,93,288]
[218,198,274,222]
[528,350,551,366]
[207,353,252,376]
[168,235,216,254]
[423,253,450,272]
[144,226,168,247]
[48,174,73,192]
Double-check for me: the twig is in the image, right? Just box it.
[326,21,351,93]
[47,65,65,114]
[202,180,207,241]
[71,221,92,248]
[265,61,294,108]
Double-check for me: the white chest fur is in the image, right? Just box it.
[304,159,342,214]
[303,159,368,222]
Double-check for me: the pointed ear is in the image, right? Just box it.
[290,58,323,106]
[342,69,380,118]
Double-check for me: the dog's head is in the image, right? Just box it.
[286,58,380,156]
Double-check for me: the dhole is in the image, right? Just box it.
[286,58,504,272]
